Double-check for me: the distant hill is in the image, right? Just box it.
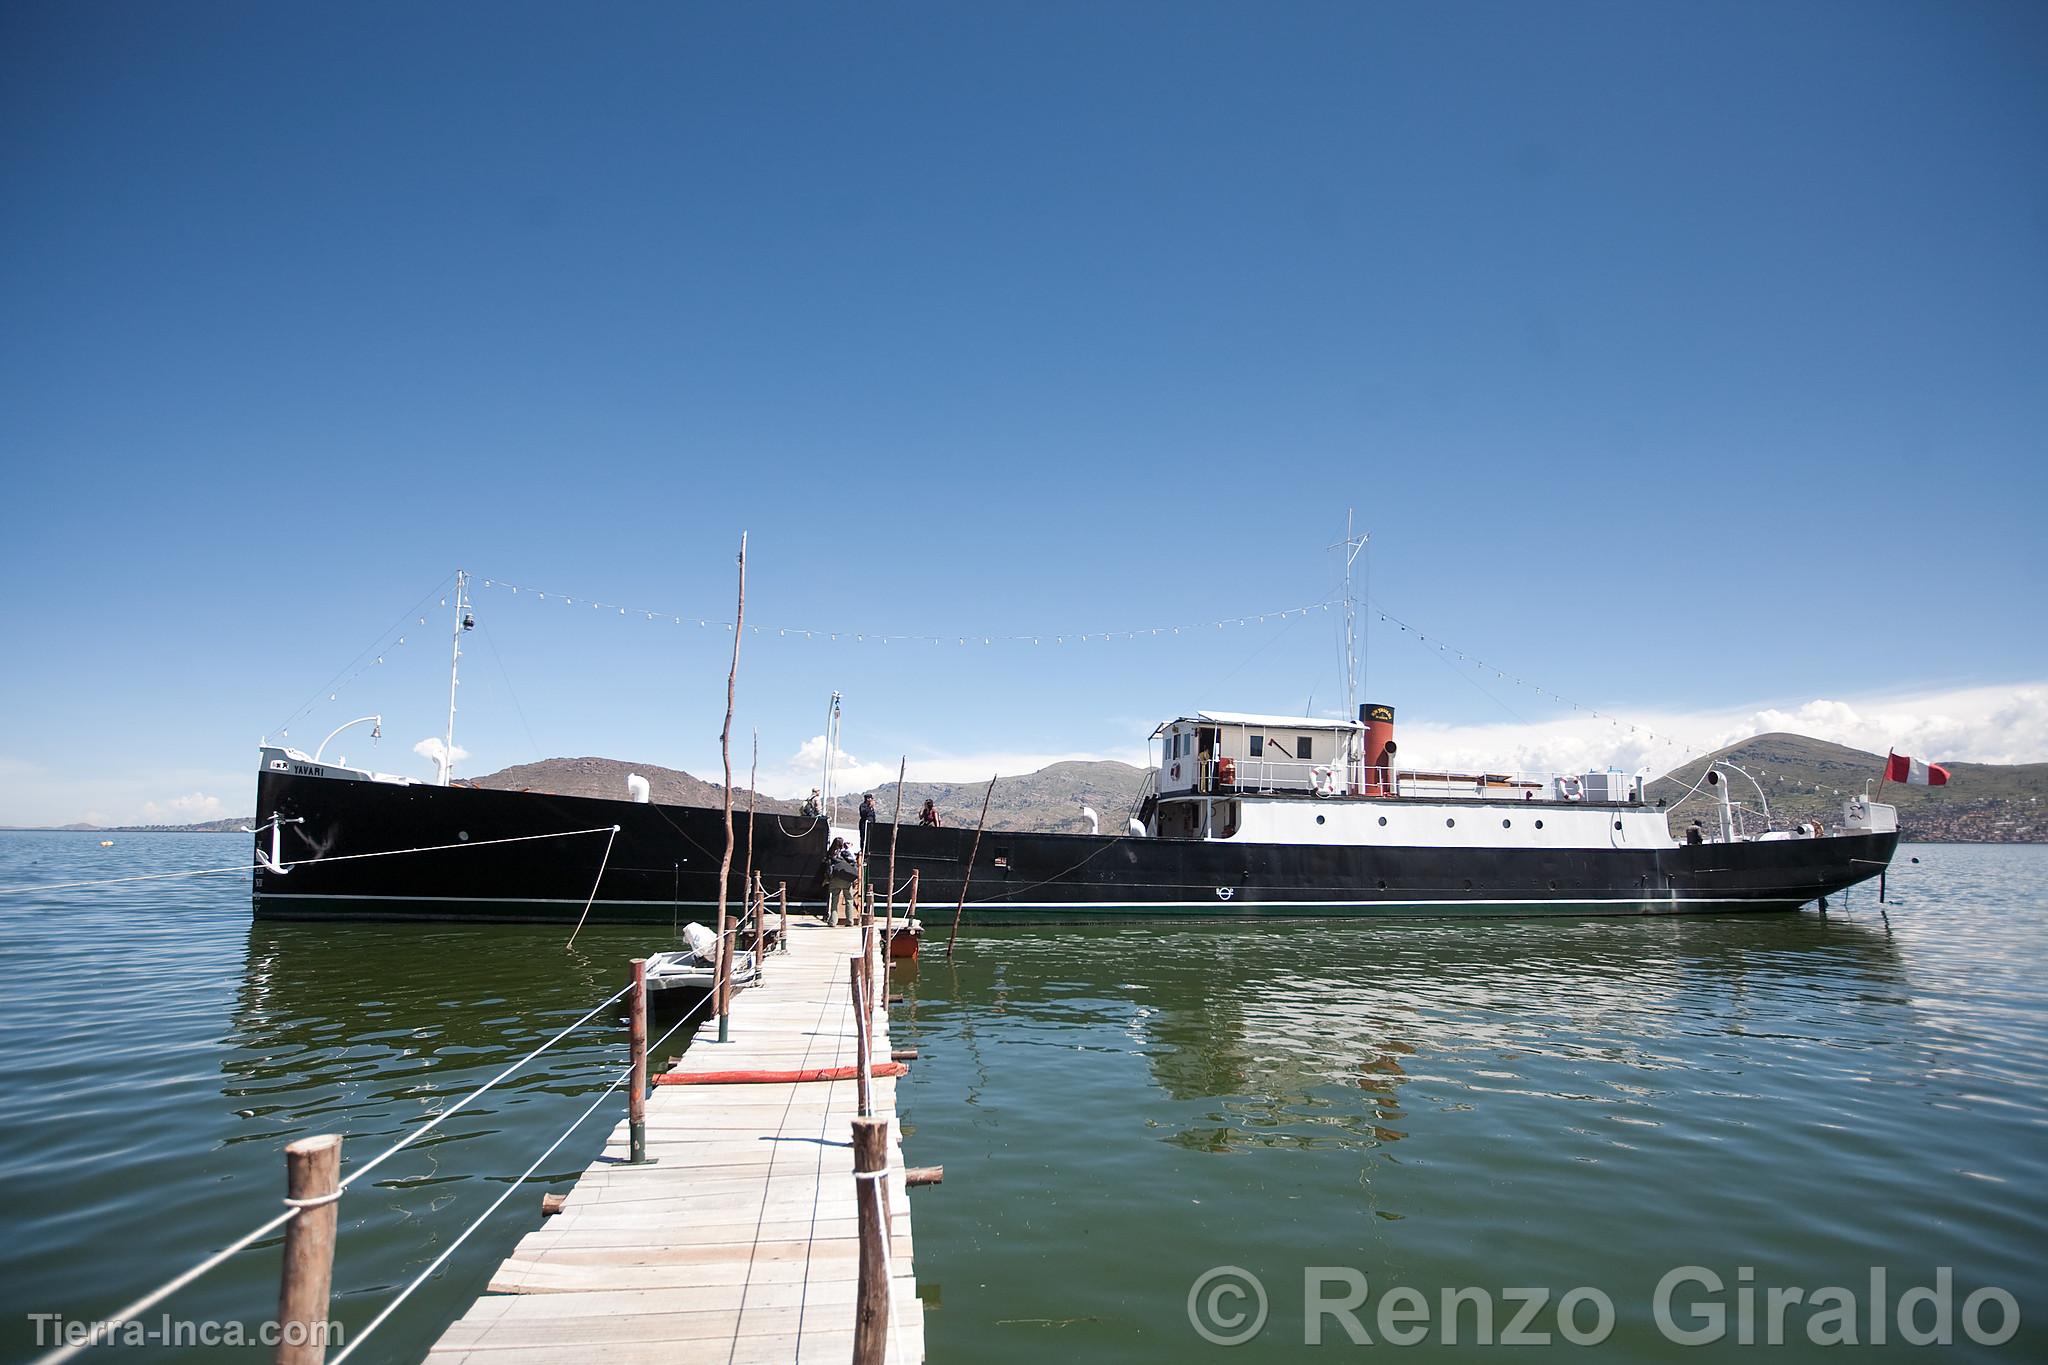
[10,738,2033,841]
[1646,733,2048,843]
[0,818,252,833]
[470,756,801,814]
[852,760,1152,834]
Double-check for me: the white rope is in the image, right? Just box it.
[341,979,633,1191]
[0,824,623,897]
[562,824,622,950]
[33,968,665,1363]
[29,1207,301,1365]
[864,1162,907,1365]
[330,989,714,1364]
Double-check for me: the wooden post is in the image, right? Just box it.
[628,957,648,1164]
[752,872,767,966]
[715,532,746,1042]
[777,881,788,949]
[849,954,872,1117]
[947,774,998,958]
[851,1116,893,1365]
[885,757,905,927]
[275,1133,341,1365]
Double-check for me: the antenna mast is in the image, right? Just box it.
[441,569,470,786]
[1333,511,1369,716]
[821,690,842,819]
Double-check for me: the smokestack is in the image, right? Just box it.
[1360,703,1397,797]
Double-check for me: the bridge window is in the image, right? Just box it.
[1250,735,1264,757]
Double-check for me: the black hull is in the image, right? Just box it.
[251,771,830,923]
[861,823,1900,921]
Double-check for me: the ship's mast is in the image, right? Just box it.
[820,690,842,818]
[442,569,469,786]
[1336,510,1369,717]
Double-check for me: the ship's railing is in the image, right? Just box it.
[1190,759,1646,804]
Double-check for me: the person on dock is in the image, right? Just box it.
[858,792,877,846]
[919,798,942,827]
[825,838,858,924]
[801,788,822,818]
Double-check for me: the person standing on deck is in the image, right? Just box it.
[858,792,877,848]
[801,788,821,818]
[919,798,942,828]
[824,838,858,924]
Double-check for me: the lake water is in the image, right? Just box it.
[1,834,2041,1360]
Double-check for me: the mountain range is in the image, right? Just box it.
[10,736,2042,841]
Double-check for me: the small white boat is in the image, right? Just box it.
[646,922,760,994]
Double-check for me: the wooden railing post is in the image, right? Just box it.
[752,872,767,966]
[628,957,648,1164]
[851,1116,893,1365]
[777,881,788,950]
[275,1134,341,1365]
[848,954,871,1117]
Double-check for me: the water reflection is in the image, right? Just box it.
[908,910,1907,1157]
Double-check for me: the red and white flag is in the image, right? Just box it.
[1884,751,1950,786]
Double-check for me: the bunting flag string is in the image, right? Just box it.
[266,573,454,742]
[472,575,1339,648]
[1369,601,1691,755]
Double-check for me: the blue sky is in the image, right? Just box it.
[3,1,2044,824]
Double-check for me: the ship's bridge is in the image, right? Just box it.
[1153,710,1369,799]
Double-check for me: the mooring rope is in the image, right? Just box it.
[562,824,622,951]
[0,825,622,897]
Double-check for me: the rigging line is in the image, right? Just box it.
[0,825,621,897]
[330,987,716,1365]
[475,571,1337,646]
[474,618,543,761]
[267,572,456,740]
[1367,596,1687,749]
[1414,632,1531,725]
[563,825,622,952]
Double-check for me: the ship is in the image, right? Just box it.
[249,573,828,922]
[862,704,1900,921]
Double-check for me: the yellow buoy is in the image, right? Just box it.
[99,840,114,847]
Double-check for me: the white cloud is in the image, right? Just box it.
[1396,682,2048,779]
[413,736,471,779]
[140,792,228,823]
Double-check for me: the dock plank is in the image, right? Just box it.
[428,921,924,1362]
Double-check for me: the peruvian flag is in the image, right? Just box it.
[1884,751,1950,786]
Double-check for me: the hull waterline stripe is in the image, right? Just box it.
[253,891,1802,910]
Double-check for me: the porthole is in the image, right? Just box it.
[1378,815,1388,827]
[1502,818,1512,829]
[1376,879,1388,891]
[1548,880,1559,891]
[1463,879,1474,890]
[1534,819,1544,830]
[1614,820,1623,830]
[1316,814,1326,825]
[1446,817,1456,828]
[458,830,470,842]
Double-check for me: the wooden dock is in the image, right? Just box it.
[427,920,924,1364]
